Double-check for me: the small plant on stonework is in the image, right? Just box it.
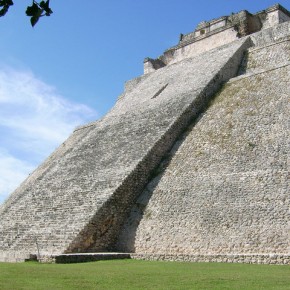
[144,209,152,220]
[248,142,256,148]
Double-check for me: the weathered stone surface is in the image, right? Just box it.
[0,35,251,262]
[117,26,290,264]
[131,254,290,265]
[0,5,289,264]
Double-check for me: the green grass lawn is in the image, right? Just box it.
[0,259,289,290]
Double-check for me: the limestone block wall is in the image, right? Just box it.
[162,10,254,68]
[117,25,290,264]
[250,20,290,47]
[238,21,290,76]
[143,6,290,75]
[264,7,290,28]
[242,38,290,74]
[0,37,251,262]
[166,27,239,65]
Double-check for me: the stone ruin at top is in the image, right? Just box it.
[0,4,289,264]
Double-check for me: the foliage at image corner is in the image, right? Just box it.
[0,0,52,27]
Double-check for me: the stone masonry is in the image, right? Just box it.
[118,19,290,264]
[0,5,289,264]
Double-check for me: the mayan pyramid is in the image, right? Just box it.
[0,4,289,264]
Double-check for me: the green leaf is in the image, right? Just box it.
[0,6,8,17]
[0,0,13,17]
[40,0,52,16]
[0,0,52,26]
[30,15,39,27]
[39,1,48,9]
[0,0,13,6]
[26,2,45,27]
[26,2,41,17]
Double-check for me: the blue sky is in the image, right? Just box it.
[0,0,289,204]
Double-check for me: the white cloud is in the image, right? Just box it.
[0,67,98,204]
[0,149,35,204]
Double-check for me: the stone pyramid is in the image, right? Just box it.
[0,4,289,264]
